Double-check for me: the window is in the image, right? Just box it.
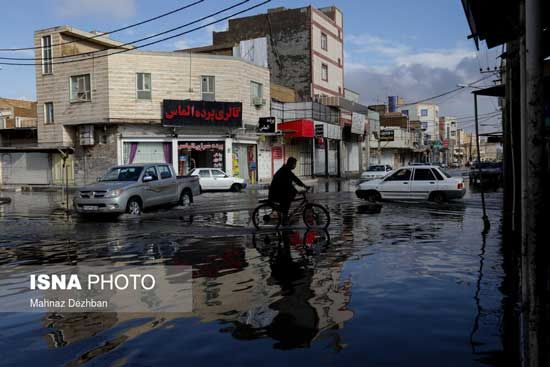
[321,32,328,51]
[137,73,151,100]
[321,63,328,81]
[431,168,444,180]
[420,109,428,117]
[158,165,172,179]
[413,168,436,181]
[44,102,54,124]
[212,169,226,178]
[70,74,91,102]
[41,35,52,74]
[199,169,211,177]
[386,168,412,181]
[143,166,158,181]
[201,76,215,101]
[251,81,263,102]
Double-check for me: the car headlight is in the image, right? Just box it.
[104,188,124,198]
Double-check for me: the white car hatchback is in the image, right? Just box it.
[356,165,465,203]
[359,164,393,182]
[189,168,247,192]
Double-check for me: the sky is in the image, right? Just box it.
[0,0,502,132]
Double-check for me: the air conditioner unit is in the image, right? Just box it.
[252,97,266,107]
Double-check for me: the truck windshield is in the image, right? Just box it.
[101,167,143,181]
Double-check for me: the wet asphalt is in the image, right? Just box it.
[0,176,508,367]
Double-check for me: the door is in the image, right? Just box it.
[1,152,51,185]
[411,168,437,199]
[156,165,178,203]
[197,169,214,190]
[211,169,233,190]
[141,166,162,207]
[378,168,412,199]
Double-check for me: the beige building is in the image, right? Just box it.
[34,26,271,185]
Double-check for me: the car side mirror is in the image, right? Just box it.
[224,175,229,178]
[143,175,153,182]
[96,176,102,182]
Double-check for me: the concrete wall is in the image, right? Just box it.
[213,7,312,100]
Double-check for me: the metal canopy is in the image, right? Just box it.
[472,84,505,97]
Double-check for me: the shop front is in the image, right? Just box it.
[177,141,225,175]
[277,119,314,177]
[313,121,342,177]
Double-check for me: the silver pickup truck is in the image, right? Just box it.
[73,163,200,215]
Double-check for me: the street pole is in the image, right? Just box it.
[521,0,546,365]
[377,124,381,164]
[474,94,490,233]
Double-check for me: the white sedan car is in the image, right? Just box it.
[359,164,393,182]
[189,168,246,192]
[356,165,465,202]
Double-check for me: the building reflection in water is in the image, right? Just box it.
[38,229,355,362]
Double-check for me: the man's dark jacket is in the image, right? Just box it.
[268,164,306,202]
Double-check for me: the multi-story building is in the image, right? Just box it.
[34,26,270,185]
[398,103,440,144]
[181,5,344,101]
[439,116,457,165]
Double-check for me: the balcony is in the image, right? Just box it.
[0,117,37,130]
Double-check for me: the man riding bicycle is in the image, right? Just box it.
[268,157,309,224]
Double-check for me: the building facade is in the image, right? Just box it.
[34,26,270,185]
[180,5,344,101]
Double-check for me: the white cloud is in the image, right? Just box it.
[55,0,136,18]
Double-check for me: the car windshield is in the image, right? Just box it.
[101,167,143,181]
[367,165,386,171]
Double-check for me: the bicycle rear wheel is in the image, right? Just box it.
[302,203,330,229]
[252,203,282,229]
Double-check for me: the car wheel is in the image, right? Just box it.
[179,190,192,207]
[430,192,446,203]
[230,183,242,192]
[126,197,142,215]
[365,191,380,203]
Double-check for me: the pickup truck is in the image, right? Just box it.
[73,163,200,215]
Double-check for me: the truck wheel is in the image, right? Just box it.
[230,183,242,192]
[179,190,192,207]
[126,197,142,215]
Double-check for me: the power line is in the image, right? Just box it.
[0,0,269,67]
[0,0,205,52]
[0,0,251,62]
[398,74,497,107]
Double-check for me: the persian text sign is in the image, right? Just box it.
[163,100,242,127]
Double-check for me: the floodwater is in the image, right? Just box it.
[0,180,510,366]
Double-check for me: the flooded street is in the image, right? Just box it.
[0,180,508,367]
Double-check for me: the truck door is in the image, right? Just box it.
[157,165,178,203]
[142,166,162,207]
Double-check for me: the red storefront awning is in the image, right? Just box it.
[277,119,314,138]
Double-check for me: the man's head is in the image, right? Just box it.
[286,157,297,170]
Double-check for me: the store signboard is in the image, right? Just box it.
[379,129,395,141]
[351,113,365,134]
[163,100,242,127]
[258,117,276,133]
[315,124,324,137]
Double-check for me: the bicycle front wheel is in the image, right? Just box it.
[303,204,330,229]
[252,203,282,230]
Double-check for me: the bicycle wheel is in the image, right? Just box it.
[302,204,330,229]
[252,203,282,229]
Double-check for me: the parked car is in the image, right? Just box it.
[74,163,200,215]
[356,165,465,203]
[189,168,246,192]
[359,165,393,182]
[469,161,503,187]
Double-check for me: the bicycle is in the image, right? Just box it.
[252,188,330,230]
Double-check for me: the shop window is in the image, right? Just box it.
[321,63,328,81]
[201,76,215,101]
[137,73,152,100]
[41,35,52,74]
[70,74,91,102]
[44,102,54,124]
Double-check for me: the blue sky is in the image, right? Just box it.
[0,0,501,131]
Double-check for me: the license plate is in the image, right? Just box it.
[83,205,98,211]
